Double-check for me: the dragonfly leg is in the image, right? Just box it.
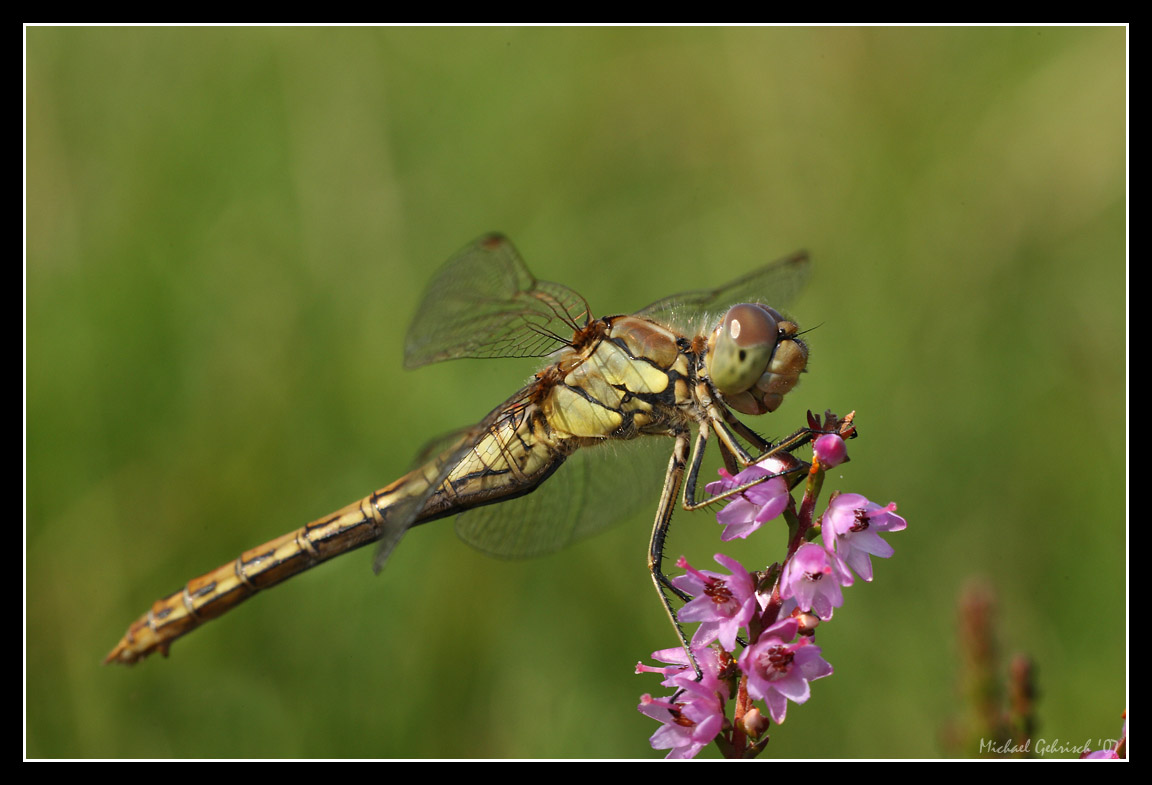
[682,421,726,510]
[708,401,843,472]
[681,412,814,513]
[646,413,856,676]
[719,407,772,454]
[648,424,783,675]
[715,429,740,475]
[647,429,703,674]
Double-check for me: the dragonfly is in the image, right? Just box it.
[105,233,815,666]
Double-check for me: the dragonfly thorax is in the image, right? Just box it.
[704,303,808,416]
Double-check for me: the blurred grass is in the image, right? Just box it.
[26,26,1125,758]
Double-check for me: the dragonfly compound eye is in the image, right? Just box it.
[708,304,808,415]
[710,304,779,395]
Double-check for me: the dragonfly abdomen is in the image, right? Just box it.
[105,396,568,665]
[103,491,400,664]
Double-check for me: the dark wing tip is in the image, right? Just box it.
[479,232,510,249]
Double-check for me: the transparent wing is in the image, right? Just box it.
[634,250,811,333]
[372,383,542,571]
[371,418,493,572]
[384,392,674,563]
[405,425,476,471]
[394,242,810,562]
[404,233,593,368]
[454,435,675,559]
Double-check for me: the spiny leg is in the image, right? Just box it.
[710,403,850,473]
[720,406,772,454]
[646,413,855,675]
[682,414,810,512]
[647,426,762,677]
[647,430,701,672]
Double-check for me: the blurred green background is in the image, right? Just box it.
[26,27,1126,758]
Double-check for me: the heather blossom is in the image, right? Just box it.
[636,412,903,758]
[672,554,758,651]
[737,617,833,725]
[813,433,848,467]
[1081,716,1127,759]
[635,644,726,693]
[704,458,791,541]
[638,691,726,759]
[638,645,732,759]
[822,493,907,581]
[780,542,853,621]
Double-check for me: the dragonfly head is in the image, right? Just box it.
[705,303,808,416]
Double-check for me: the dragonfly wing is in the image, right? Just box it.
[405,233,592,368]
[454,435,675,559]
[397,241,809,562]
[406,425,477,471]
[634,250,811,333]
[371,420,490,572]
[372,382,543,570]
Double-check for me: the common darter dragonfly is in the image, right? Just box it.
[106,234,815,665]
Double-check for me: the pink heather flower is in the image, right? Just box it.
[1082,749,1121,760]
[780,542,853,620]
[813,433,848,468]
[672,554,758,651]
[1081,716,1127,759]
[737,617,833,725]
[705,459,791,541]
[639,692,725,759]
[636,644,730,694]
[635,646,694,686]
[638,646,731,759]
[821,493,907,582]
